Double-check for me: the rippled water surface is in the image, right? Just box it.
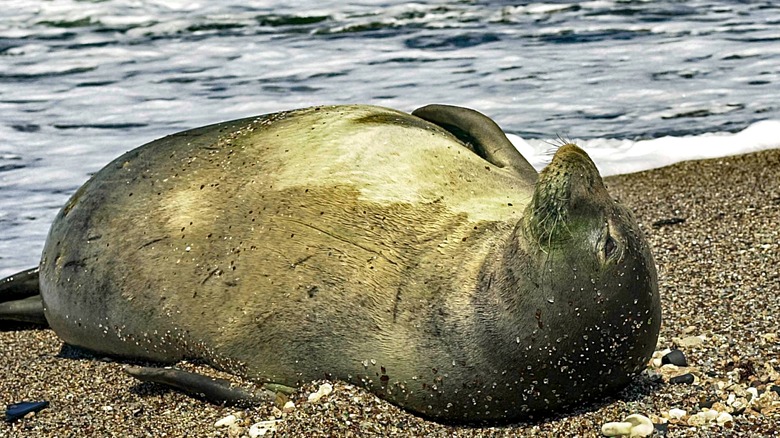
[1,0,779,274]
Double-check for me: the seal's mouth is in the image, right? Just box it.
[525,143,607,247]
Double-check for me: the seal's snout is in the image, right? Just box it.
[525,143,607,245]
[547,143,601,181]
[538,143,605,197]
[552,143,590,161]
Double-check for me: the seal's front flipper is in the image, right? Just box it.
[124,365,281,406]
[412,104,538,183]
[0,267,47,326]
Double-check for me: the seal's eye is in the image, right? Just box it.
[604,234,617,260]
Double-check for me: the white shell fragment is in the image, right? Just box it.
[214,414,237,427]
[307,382,334,403]
[601,413,654,437]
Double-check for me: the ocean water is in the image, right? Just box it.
[1,0,779,275]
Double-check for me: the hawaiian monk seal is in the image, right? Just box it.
[0,104,660,424]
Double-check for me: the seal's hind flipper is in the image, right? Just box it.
[0,295,47,325]
[124,365,279,406]
[0,267,46,326]
[412,104,537,183]
[1,267,40,301]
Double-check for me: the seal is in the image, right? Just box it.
[0,104,660,424]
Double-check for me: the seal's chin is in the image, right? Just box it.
[525,143,608,246]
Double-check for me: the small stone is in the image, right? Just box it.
[716,412,734,426]
[308,382,334,403]
[669,373,695,384]
[601,421,631,436]
[249,419,281,437]
[215,414,238,428]
[731,397,748,411]
[228,423,243,437]
[711,402,729,413]
[668,408,686,419]
[282,401,296,412]
[601,414,653,437]
[701,408,718,421]
[660,364,679,372]
[650,349,671,368]
[101,405,113,412]
[662,349,688,366]
[687,412,708,426]
[698,398,715,409]
[676,335,704,348]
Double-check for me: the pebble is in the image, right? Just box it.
[675,335,705,348]
[650,348,672,368]
[668,408,686,419]
[686,412,708,426]
[701,408,718,422]
[669,373,695,384]
[716,412,734,426]
[307,382,334,403]
[214,414,238,428]
[249,419,282,437]
[601,414,653,437]
[661,349,687,366]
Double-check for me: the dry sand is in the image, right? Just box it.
[2,149,779,437]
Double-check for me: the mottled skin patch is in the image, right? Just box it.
[39,105,660,423]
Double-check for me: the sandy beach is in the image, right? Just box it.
[2,149,779,437]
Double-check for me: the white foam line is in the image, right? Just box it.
[510,120,780,176]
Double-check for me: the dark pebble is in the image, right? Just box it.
[654,422,669,436]
[651,217,686,228]
[661,349,688,367]
[669,373,695,384]
[5,401,49,422]
[699,398,716,409]
[770,385,780,396]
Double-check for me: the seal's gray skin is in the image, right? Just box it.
[3,105,660,423]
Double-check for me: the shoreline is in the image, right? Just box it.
[3,149,779,437]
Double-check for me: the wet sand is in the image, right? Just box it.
[2,149,779,437]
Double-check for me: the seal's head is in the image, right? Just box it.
[496,143,660,415]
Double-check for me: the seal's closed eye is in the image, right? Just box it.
[412,104,537,184]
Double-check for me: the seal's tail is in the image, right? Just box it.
[0,267,47,326]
